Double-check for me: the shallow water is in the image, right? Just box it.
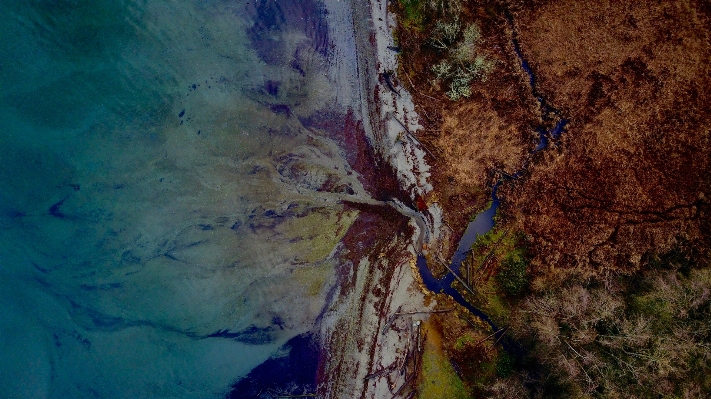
[0,1,366,397]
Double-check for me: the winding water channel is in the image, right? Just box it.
[406,29,568,356]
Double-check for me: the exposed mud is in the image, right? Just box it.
[299,109,413,204]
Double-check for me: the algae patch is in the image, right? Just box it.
[275,209,359,265]
[418,321,471,399]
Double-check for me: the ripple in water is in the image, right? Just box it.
[0,0,363,397]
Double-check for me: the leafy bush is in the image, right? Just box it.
[467,55,491,78]
[447,73,473,100]
[495,352,515,378]
[398,0,426,30]
[496,255,528,296]
[398,0,463,31]
[462,24,481,45]
[432,61,453,80]
[450,24,480,63]
[431,19,461,49]
[427,0,463,16]
[428,21,495,100]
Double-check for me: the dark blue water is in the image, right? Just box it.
[226,333,320,398]
[512,38,537,89]
[512,33,568,151]
[534,119,568,152]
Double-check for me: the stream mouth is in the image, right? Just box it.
[0,0,569,395]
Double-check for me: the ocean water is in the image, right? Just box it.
[0,0,364,397]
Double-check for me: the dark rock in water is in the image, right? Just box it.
[269,104,292,117]
[71,330,92,350]
[265,80,280,96]
[48,197,68,218]
[248,165,267,175]
[208,325,278,345]
[32,262,50,273]
[290,59,306,76]
[2,208,27,221]
[213,216,230,224]
[226,333,320,399]
[272,316,285,330]
[53,333,62,348]
[70,184,81,191]
[178,109,185,118]
[120,250,141,264]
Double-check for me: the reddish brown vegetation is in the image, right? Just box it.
[394,0,540,246]
[503,0,711,274]
[394,0,711,397]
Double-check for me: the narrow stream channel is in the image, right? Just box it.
[411,26,568,356]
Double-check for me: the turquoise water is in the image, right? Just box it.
[0,1,359,397]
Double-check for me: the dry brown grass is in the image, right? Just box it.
[395,1,711,395]
[502,0,711,274]
[395,0,539,238]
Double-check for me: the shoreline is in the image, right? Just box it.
[316,0,442,397]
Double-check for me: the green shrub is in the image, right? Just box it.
[450,24,480,63]
[462,24,481,45]
[495,352,515,378]
[398,0,463,30]
[428,21,495,101]
[428,0,463,16]
[432,60,453,80]
[446,72,473,100]
[467,55,494,78]
[431,19,461,49]
[496,255,528,296]
[398,0,426,30]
